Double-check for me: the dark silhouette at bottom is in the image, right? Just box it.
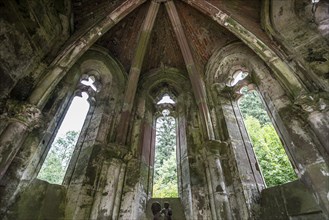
[161,202,173,220]
[151,202,162,220]
[151,201,173,220]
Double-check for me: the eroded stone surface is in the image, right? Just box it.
[0,0,329,219]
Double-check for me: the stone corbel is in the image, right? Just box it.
[3,100,42,130]
[294,92,329,113]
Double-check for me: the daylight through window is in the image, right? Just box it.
[153,109,178,198]
[37,92,90,184]
[238,87,297,187]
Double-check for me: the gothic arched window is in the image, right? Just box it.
[37,74,100,184]
[152,94,178,197]
[237,86,297,187]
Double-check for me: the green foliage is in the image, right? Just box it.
[239,89,270,125]
[244,116,297,187]
[38,131,79,184]
[239,89,297,187]
[153,115,178,198]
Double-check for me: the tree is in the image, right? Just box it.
[239,88,297,187]
[239,88,270,125]
[153,115,178,197]
[244,116,296,187]
[38,130,79,184]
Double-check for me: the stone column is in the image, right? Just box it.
[292,92,329,216]
[116,1,160,144]
[295,92,329,154]
[176,97,194,219]
[0,101,41,180]
[165,1,214,140]
[118,95,151,219]
[203,140,233,220]
[89,144,129,219]
[165,2,231,219]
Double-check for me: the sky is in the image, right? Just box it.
[56,93,174,142]
[57,92,90,137]
[157,94,175,104]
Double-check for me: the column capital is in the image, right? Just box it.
[3,100,42,129]
[294,92,329,113]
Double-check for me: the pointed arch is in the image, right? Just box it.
[28,0,146,108]
[181,0,307,99]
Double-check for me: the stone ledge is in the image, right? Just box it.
[260,180,326,219]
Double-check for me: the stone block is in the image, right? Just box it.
[260,185,288,220]
[6,179,66,220]
[281,180,322,216]
[260,180,324,220]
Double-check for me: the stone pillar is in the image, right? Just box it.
[203,140,233,220]
[176,98,194,219]
[165,1,214,140]
[295,92,329,154]
[89,144,128,219]
[119,156,147,220]
[0,101,41,180]
[116,1,160,144]
[65,143,130,220]
[140,109,156,199]
[118,96,151,219]
[165,2,231,219]
[292,92,329,216]
[64,95,123,219]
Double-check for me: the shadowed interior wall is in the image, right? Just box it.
[0,0,328,219]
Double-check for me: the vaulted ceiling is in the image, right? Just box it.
[72,0,264,76]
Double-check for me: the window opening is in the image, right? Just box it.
[37,92,90,184]
[153,109,178,198]
[157,94,175,104]
[238,87,297,187]
[81,76,97,91]
[226,70,249,87]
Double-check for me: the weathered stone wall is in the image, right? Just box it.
[117,68,212,219]
[260,180,326,220]
[4,179,66,220]
[262,0,329,91]
[183,95,211,220]
[0,48,128,219]
[0,0,328,220]
[206,43,267,219]
[0,0,71,99]
[0,66,79,215]
[206,41,329,219]
[63,49,127,219]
